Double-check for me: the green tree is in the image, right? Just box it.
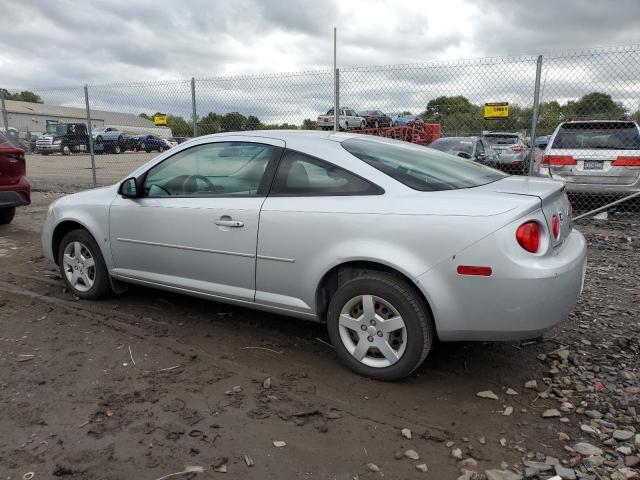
[301,118,317,130]
[197,112,222,135]
[245,115,262,131]
[0,88,43,103]
[166,115,192,137]
[421,96,483,136]
[564,92,625,120]
[221,112,247,132]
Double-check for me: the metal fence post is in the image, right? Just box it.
[191,77,197,137]
[0,91,9,134]
[528,55,543,176]
[334,68,340,132]
[84,84,97,188]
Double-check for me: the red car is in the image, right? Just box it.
[0,131,30,224]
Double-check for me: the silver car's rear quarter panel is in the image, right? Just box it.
[418,222,587,342]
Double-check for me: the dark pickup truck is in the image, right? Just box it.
[36,123,91,155]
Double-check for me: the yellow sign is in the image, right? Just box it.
[484,102,509,119]
[154,114,167,126]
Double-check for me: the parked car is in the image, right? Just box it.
[0,131,30,224]
[535,135,551,149]
[539,120,640,197]
[135,134,168,152]
[164,138,179,149]
[429,136,499,165]
[391,114,424,127]
[92,127,124,144]
[36,123,90,156]
[317,108,366,131]
[484,132,530,174]
[174,137,190,144]
[42,131,586,381]
[360,110,392,128]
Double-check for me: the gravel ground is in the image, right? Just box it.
[0,193,638,480]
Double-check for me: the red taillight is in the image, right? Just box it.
[542,155,576,165]
[516,221,541,253]
[456,266,492,276]
[612,156,640,167]
[511,145,523,152]
[551,215,560,239]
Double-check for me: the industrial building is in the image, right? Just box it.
[2,100,172,138]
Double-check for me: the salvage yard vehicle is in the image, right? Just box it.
[391,113,424,127]
[539,120,640,198]
[484,132,530,174]
[42,131,586,380]
[135,134,169,153]
[317,108,366,131]
[429,136,499,165]
[36,123,90,155]
[92,127,124,144]
[0,131,30,224]
[360,110,392,128]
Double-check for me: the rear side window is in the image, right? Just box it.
[342,137,506,191]
[271,150,382,196]
[485,134,520,145]
[551,122,640,149]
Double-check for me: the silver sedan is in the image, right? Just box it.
[41,131,587,380]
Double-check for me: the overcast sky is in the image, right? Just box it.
[2,0,640,88]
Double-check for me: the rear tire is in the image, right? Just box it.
[0,207,16,225]
[326,271,434,381]
[57,229,112,300]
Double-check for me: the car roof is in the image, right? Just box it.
[433,136,479,141]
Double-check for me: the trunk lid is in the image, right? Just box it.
[0,140,26,186]
[475,176,572,246]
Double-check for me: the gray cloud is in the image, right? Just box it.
[2,0,640,127]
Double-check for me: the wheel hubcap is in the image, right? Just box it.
[62,241,96,292]
[338,294,407,368]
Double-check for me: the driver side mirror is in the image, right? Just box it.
[119,177,139,198]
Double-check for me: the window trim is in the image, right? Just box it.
[267,148,384,197]
[139,141,283,199]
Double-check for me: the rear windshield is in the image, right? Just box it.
[342,137,506,191]
[551,122,640,150]
[485,134,519,145]
[429,138,474,155]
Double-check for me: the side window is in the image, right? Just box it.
[144,142,276,197]
[270,150,382,196]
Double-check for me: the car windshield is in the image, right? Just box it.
[325,108,334,115]
[551,122,640,150]
[485,134,519,145]
[46,125,68,135]
[342,137,506,191]
[429,139,474,155]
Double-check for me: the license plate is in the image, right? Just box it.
[583,160,603,170]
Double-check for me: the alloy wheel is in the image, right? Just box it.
[338,294,407,368]
[62,241,96,292]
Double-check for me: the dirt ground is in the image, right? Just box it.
[1,192,638,479]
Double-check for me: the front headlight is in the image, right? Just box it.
[53,139,62,145]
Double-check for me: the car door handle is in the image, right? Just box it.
[215,219,244,228]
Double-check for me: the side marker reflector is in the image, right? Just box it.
[457,265,492,276]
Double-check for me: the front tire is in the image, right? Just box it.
[326,271,434,381]
[0,207,16,225]
[57,229,112,300]
[61,144,71,156]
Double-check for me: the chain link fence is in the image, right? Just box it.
[2,45,640,215]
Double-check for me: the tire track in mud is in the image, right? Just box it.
[0,277,450,434]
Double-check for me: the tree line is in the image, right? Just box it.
[419,92,639,136]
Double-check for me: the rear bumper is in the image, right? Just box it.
[417,229,587,341]
[0,177,31,208]
[538,168,640,194]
